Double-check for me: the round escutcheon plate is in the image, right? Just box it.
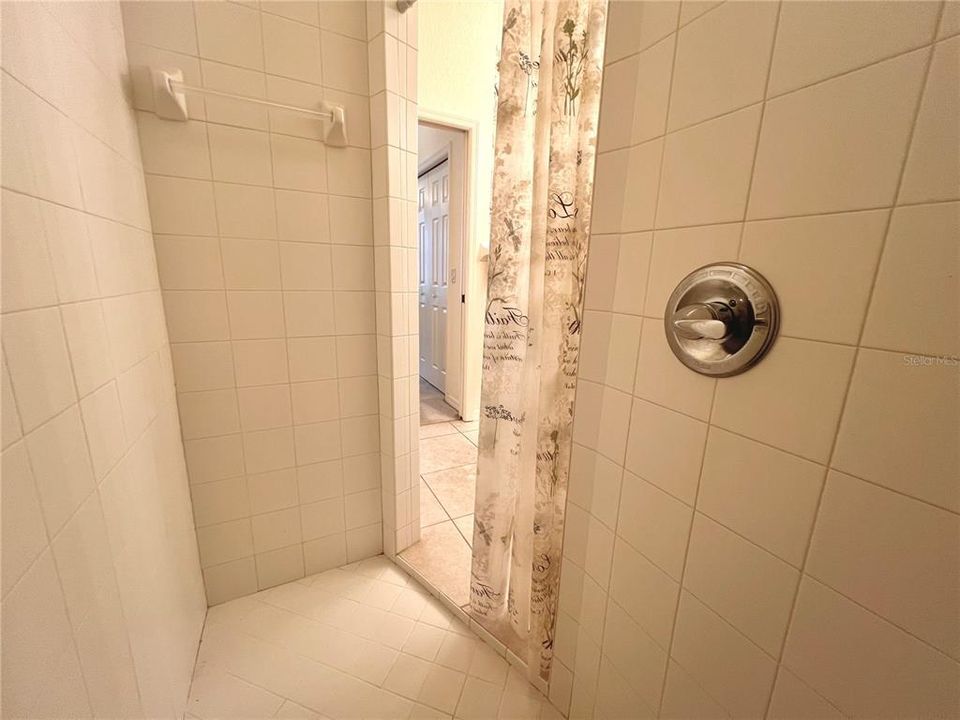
[663,262,780,377]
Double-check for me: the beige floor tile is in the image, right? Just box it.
[420,421,458,439]
[423,464,476,520]
[453,515,474,547]
[420,434,477,475]
[420,480,449,527]
[399,522,472,607]
[186,556,554,719]
[420,379,459,424]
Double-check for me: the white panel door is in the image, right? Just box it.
[418,161,450,391]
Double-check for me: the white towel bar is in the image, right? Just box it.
[150,68,347,147]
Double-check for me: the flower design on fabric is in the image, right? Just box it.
[556,17,589,118]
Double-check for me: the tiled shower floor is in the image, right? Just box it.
[186,556,558,719]
[398,407,479,608]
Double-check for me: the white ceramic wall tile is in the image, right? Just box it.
[320,1,366,39]
[782,578,960,718]
[621,139,664,233]
[861,202,959,357]
[941,1,960,39]
[200,60,269,130]
[833,348,959,512]
[195,1,264,70]
[121,0,199,55]
[697,428,824,567]
[25,407,96,536]
[643,222,741,318]
[748,49,929,219]
[767,667,844,720]
[1,192,59,313]
[670,591,777,718]
[601,599,668,710]
[659,659,729,720]
[667,1,778,130]
[634,318,715,420]
[3,308,77,431]
[683,513,799,656]
[155,235,224,290]
[2,4,207,717]
[623,398,707,506]
[740,210,887,344]
[657,105,762,228]
[263,13,322,85]
[604,0,680,64]
[712,337,855,463]
[617,471,692,581]
[900,35,960,204]
[769,1,941,96]
[807,470,960,660]
[561,6,959,717]
[596,57,640,153]
[208,125,274,186]
[1,443,49,595]
[145,176,218,236]
[322,30,369,93]
[608,538,679,650]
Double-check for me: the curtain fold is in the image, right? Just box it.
[469,0,607,680]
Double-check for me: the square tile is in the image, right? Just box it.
[712,337,855,463]
[807,471,960,659]
[833,348,959,511]
[668,1,778,130]
[698,428,824,566]
[657,105,762,227]
[748,49,928,218]
[683,513,799,656]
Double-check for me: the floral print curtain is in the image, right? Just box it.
[469,0,607,680]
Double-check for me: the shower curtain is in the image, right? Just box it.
[469,0,607,679]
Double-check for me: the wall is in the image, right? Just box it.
[0,2,206,717]
[120,0,383,604]
[551,1,959,718]
[418,0,503,421]
[367,0,422,556]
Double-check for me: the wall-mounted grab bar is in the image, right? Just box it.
[150,68,348,147]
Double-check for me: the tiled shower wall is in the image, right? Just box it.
[1,2,206,717]
[121,0,384,604]
[551,1,959,718]
[367,1,423,556]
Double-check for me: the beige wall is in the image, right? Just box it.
[0,2,206,716]
[121,0,385,604]
[551,1,959,718]
[418,0,503,421]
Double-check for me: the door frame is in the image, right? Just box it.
[417,112,477,418]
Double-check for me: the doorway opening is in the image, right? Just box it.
[398,121,478,610]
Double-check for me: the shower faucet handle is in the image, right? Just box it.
[663,262,779,377]
[671,302,731,340]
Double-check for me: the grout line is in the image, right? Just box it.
[759,9,945,714]
[736,0,783,259]
[141,170,375,202]
[586,197,960,238]
[600,30,946,149]
[190,8,261,593]
[258,8,313,585]
[655,380,719,716]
